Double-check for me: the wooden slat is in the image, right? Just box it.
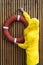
[39,0,43,65]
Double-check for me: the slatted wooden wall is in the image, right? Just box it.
[0,0,42,65]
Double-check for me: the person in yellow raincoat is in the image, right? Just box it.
[17,8,39,65]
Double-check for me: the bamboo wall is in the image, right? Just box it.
[0,0,42,65]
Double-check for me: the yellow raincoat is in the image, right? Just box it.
[18,11,39,65]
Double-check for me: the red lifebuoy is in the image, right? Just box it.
[3,15,28,43]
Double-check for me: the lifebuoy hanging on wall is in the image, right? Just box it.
[3,15,28,43]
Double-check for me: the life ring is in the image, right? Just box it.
[3,15,28,43]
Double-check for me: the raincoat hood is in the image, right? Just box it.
[28,18,39,30]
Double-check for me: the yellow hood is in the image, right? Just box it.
[28,18,39,30]
[24,18,39,37]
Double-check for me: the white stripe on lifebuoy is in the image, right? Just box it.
[14,38,17,43]
[3,26,9,29]
[17,15,20,21]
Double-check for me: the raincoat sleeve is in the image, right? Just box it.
[18,41,28,49]
[18,32,37,49]
[23,11,30,24]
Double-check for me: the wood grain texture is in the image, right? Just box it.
[0,0,42,65]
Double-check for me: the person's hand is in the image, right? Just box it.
[18,8,24,13]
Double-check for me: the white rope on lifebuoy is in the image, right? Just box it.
[3,26,9,29]
[17,15,20,21]
[14,38,17,43]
